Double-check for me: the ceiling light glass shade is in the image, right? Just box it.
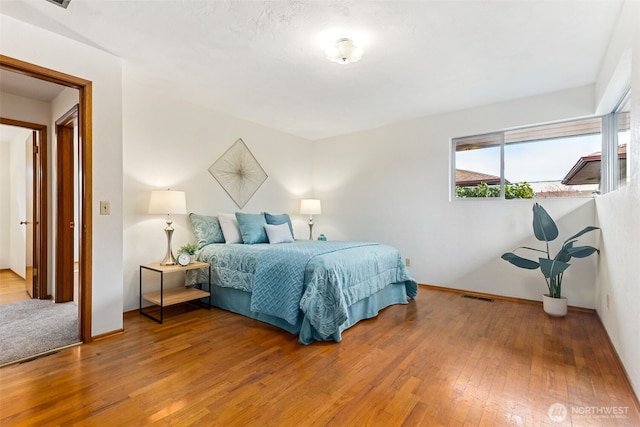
[325,38,364,64]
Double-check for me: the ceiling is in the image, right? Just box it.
[0,69,66,101]
[0,0,625,140]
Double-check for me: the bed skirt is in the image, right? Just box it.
[206,282,410,344]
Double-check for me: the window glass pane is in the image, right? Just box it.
[504,119,601,198]
[454,133,501,198]
[617,110,630,188]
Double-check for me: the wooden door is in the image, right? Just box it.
[55,116,76,303]
[31,129,45,299]
[24,132,34,297]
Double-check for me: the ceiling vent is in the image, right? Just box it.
[45,0,71,9]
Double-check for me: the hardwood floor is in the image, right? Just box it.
[0,269,30,305]
[0,287,638,426]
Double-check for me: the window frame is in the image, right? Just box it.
[605,89,631,192]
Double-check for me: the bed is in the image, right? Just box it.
[186,213,417,344]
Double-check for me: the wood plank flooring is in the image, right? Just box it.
[0,287,638,426]
[0,269,30,305]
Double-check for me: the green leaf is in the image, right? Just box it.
[555,241,573,263]
[563,226,600,245]
[532,203,558,242]
[539,258,570,278]
[501,253,539,269]
[566,246,600,258]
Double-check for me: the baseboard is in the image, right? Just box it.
[91,328,124,341]
[418,283,596,313]
[123,309,139,318]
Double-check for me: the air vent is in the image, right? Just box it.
[462,294,494,302]
[45,0,71,9]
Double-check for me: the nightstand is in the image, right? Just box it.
[139,261,211,323]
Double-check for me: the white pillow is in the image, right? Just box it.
[218,213,243,244]
[264,223,294,244]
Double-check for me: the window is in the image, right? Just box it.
[454,117,603,199]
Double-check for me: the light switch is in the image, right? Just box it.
[100,201,110,215]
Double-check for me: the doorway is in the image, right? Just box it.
[0,120,47,302]
[0,54,93,343]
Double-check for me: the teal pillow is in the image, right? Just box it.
[264,213,294,238]
[235,212,268,244]
[189,213,225,248]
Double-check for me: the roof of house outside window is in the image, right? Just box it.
[456,169,510,187]
[562,144,626,185]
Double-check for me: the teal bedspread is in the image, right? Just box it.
[250,241,378,328]
[188,240,417,340]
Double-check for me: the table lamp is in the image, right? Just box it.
[300,199,321,240]
[149,189,187,265]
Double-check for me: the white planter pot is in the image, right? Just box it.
[542,294,568,317]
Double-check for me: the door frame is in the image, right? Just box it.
[0,118,47,299]
[55,105,78,303]
[1,55,93,343]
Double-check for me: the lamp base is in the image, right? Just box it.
[160,224,177,266]
[160,253,178,266]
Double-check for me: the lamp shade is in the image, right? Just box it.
[148,190,187,215]
[300,199,321,215]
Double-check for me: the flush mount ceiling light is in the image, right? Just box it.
[325,38,364,64]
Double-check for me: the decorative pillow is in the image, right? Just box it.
[189,213,225,248]
[264,212,294,238]
[264,223,294,244]
[235,212,268,244]
[218,213,243,244]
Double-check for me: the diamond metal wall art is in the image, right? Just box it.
[208,138,268,209]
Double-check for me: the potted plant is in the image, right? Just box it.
[501,203,600,317]
[178,243,198,264]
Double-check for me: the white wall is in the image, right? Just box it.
[121,64,314,311]
[313,85,599,309]
[594,0,640,398]
[0,15,124,336]
[0,129,32,276]
[8,131,29,278]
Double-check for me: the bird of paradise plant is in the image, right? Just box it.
[501,203,600,298]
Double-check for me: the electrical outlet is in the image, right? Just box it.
[100,200,110,215]
[405,258,411,267]
[606,294,610,309]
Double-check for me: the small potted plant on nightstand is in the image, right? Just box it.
[178,243,198,264]
[501,203,600,317]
